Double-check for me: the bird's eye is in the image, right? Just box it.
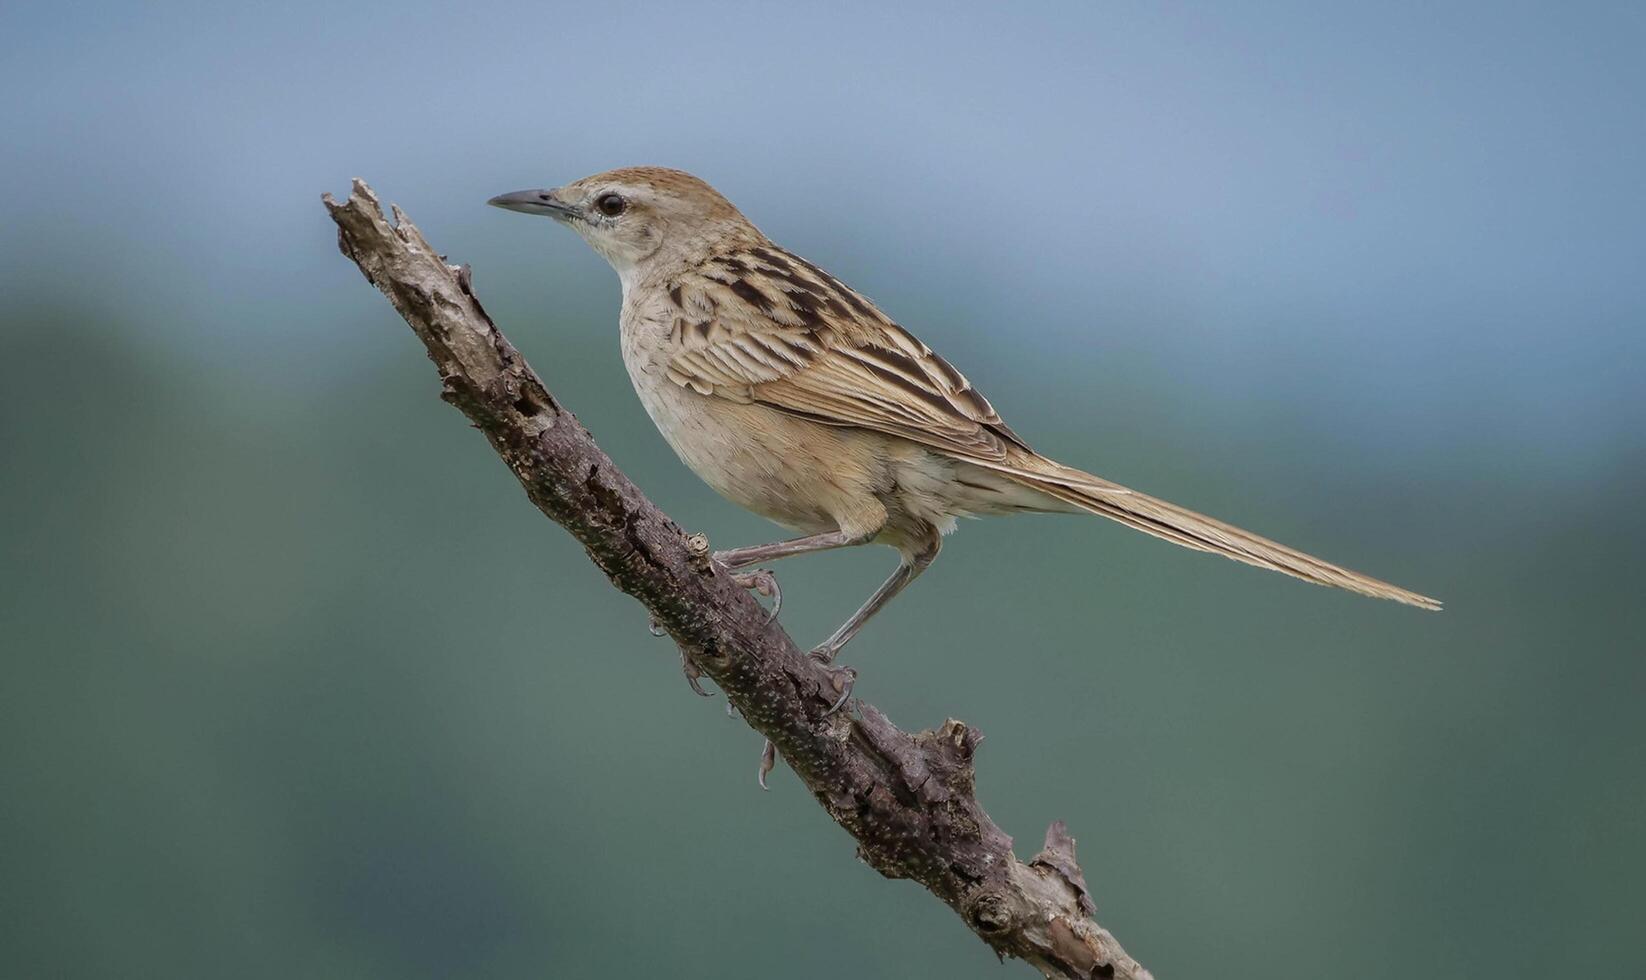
[595,193,626,217]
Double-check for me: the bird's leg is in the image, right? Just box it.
[809,531,942,714]
[712,529,866,628]
[712,529,864,570]
[805,561,914,713]
[728,528,934,787]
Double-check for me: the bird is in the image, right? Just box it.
[488,167,1440,707]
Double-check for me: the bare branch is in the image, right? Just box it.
[322,179,1153,980]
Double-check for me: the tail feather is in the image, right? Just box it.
[1013,464,1441,610]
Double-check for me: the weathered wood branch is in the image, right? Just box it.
[322,179,1153,980]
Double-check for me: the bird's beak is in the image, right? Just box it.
[486,188,579,221]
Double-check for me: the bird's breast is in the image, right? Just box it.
[617,306,893,534]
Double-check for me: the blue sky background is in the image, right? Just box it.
[3,3,1643,978]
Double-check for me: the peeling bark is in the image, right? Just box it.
[322,180,1153,980]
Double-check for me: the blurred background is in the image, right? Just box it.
[3,2,1642,977]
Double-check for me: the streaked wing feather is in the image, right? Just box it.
[663,244,1065,476]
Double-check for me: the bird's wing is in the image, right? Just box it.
[663,244,1122,492]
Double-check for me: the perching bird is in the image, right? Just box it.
[489,167,1439,701]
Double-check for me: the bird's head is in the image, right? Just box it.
[488,167,758,279]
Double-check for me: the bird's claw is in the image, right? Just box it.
[757,739,777,790]
[680,649,714,698]
[807,645,856,715]
[730,568,782,623]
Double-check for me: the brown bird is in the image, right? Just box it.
[490,167,1439,708]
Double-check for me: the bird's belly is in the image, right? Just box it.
[630,379,890,535]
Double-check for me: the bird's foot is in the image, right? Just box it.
[807,644,856,715]
[680,649,713,698]
[729,568,782,623]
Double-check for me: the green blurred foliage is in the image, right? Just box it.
[3,283,1641,978]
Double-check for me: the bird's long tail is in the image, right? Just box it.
[1009,460,1441,610]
